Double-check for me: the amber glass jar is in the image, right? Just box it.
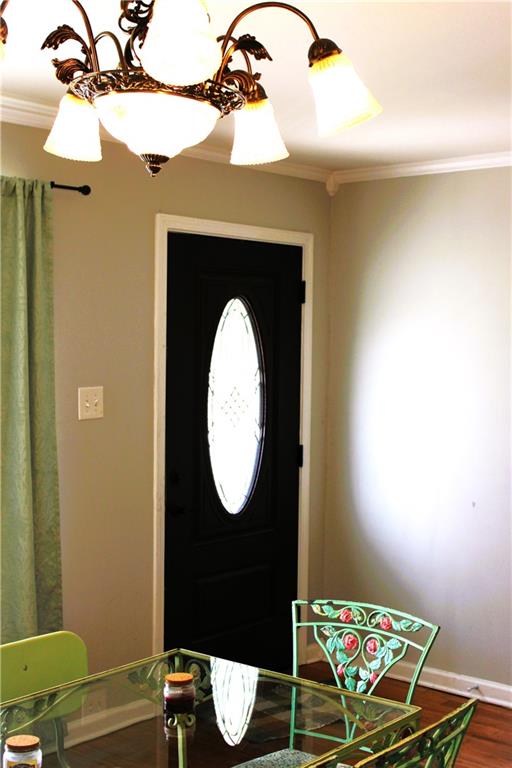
[163,672,196,716]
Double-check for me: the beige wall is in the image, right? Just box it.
[326,169,511,683]
[3,123,511,686]
[1,122,331,673]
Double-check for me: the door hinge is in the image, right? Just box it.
[297,444,304,468]
[300,280,306,304]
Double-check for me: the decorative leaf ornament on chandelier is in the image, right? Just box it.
[0,0,383,176]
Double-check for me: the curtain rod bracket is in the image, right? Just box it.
[50,181,91,195]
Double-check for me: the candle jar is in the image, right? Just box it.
[163,672,196,717]
[3,735,42,768]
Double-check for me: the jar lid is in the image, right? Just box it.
[5,735,40,752]
[165,672,194,686]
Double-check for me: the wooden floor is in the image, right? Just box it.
[301,662,512,768]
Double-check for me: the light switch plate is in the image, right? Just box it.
[78,386,104,420]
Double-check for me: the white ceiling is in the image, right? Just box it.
[1,1,511,174]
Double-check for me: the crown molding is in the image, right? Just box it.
[2,95,510,194]
[326,152,512,195]
[0,94,329,185]
[0,95,56,129]
[181,144,329,184]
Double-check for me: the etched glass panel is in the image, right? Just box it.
[207,298,264,515]
[211,657,258,745]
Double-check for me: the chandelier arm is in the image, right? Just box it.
[68,0,100,71]
[220,2,319,56]
[127,27,143,66]
[217,36,253,75]
[216,41,254,83]
[118,0,152,66]
[221,69,258,97]
[119,0,153,34]
[94,31,128,70]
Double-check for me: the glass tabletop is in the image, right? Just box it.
[0,648,420,767]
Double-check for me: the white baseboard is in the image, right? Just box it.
[306,644,512,709]
[66,699,156,749]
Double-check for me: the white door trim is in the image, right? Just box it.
[153,213,314,659]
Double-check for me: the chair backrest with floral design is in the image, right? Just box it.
[292,600,440,704]
[350,698,477,767]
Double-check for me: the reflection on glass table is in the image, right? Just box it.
[0,648,420,767]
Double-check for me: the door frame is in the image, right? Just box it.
[152,213,314,665]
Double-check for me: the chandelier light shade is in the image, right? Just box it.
[95,91,220,157]
[140,0,222,87]
[308,42,383,135]
[231,90,289,165]
[0,0,383,176]
[44,93,102,162]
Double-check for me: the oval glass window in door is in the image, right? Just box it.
[207,297,265,515]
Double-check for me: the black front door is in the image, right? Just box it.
[164,232,302,670]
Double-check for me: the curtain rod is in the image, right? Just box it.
[50,181,91,196]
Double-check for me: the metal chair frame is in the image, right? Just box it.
[293,600,440,705]
[350,698,477,767]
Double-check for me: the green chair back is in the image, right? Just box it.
[352,698,477,767]
[0,630,88,703]
[293,600,439,704]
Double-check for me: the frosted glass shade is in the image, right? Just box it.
[309,52,382,135]
[95,91,220,157]
[0,40,5,62]
[140,0,222,86]
[231,99,289,165]
[44,93,102,161]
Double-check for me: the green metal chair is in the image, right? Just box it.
[342,698,477,767]
[231,699,476,768]
[293,600,439,704]
[235,749,316,767]
[0,631,88,768]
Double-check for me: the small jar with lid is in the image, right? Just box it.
[3,735,42,768]
[163,672,196,716]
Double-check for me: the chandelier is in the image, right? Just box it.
[0,1,382,176]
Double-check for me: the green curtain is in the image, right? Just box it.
[1,176,63,644]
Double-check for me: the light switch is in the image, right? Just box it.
[78,386,104,420]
